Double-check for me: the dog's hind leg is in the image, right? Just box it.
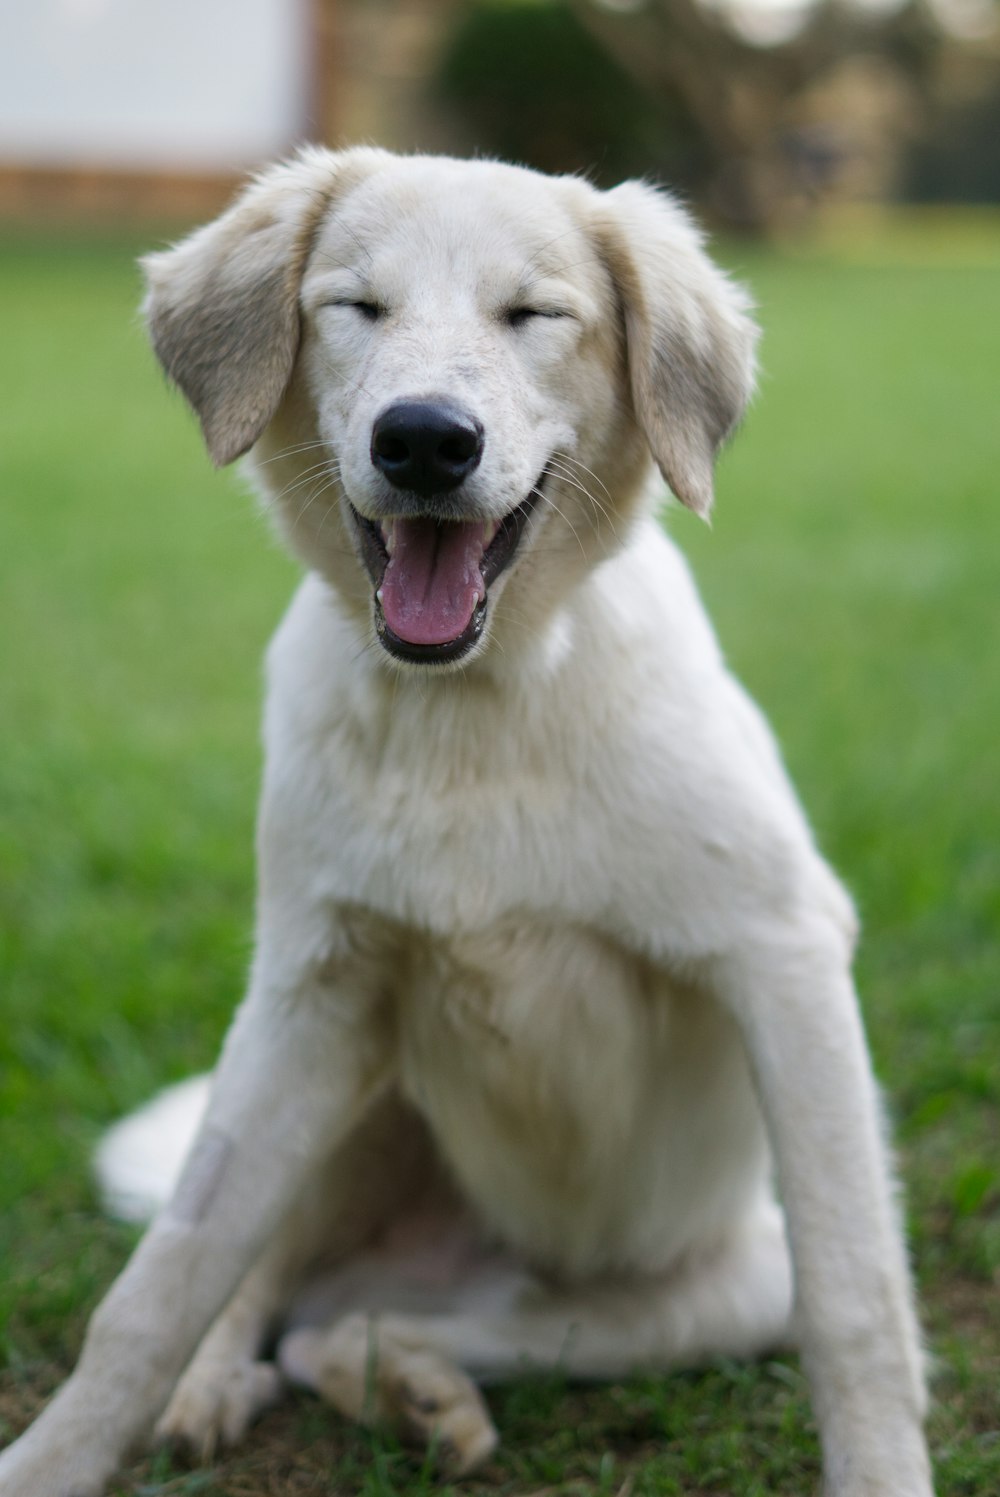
[278,1194,792,1472]
[283,1310,500,1476]
[154,1091,436,1462]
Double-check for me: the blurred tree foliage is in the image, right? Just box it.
[903,51,1000,201]
[435,2,707,188]
[433,0,1000,231]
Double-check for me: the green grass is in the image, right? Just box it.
[1,228,998,1494]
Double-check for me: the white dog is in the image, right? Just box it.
[0,149,933,1496]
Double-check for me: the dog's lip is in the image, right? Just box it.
[349,478,545,664]
[375,595,489,666]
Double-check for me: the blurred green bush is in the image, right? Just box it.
[435,1,704,189]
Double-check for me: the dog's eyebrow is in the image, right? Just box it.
[310,250,370,280]
[508,273,595,321]
[307,271,376,300]
[302,263,382,312]
[519,223,592,280]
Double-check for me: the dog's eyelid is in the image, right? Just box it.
[320,297,384,320]
[502,305,574,328]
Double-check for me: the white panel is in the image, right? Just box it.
[0,0,311,168]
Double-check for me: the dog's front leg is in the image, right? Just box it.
[712,917,932,1497]
[0,948,388,1497]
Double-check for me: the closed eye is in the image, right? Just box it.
[503,306,571,328]
[323,298,383,321]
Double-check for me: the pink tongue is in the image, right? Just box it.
[380,518,488,646]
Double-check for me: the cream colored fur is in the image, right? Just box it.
[0,149,932,1496]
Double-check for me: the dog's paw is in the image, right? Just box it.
[387,1348,499,1475]
[279,1315,497,1476]
[154,1357,284,1463]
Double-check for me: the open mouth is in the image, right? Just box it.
[350,484,542,665]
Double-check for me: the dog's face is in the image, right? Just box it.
[296,159,627,667]
[144,148,756,670]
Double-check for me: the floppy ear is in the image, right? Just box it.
[594,181,758,518]
[142,147,378,467]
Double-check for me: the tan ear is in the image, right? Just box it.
[142,147,379,466]
[594,181,758,518]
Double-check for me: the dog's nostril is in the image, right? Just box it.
[371,400,485,495]
[374,433,410,465]
[439,432,479,466]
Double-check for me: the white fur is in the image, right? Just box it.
[0,150,932,1496]
[95,1075,210,1224]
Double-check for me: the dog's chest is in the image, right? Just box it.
[317,683,597,932]
[388,918,766,1278]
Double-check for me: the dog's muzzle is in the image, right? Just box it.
[350,489,542,666]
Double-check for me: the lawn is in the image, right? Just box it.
[1,223,998,1496]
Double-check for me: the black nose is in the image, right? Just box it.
[371,401,484,495]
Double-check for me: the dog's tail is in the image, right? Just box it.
[94,1074,211,1223]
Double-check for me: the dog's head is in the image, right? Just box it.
[144,147,756,670]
